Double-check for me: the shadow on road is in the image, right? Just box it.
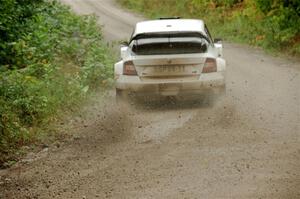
[121,95,225,111]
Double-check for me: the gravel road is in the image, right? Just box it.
[0,0,299,198]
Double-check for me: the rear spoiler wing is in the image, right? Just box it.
[129,31,210,44]
[158,17,181,20]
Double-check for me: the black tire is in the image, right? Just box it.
[200,85,224,107]
[116,89,128,104]
[219,85,226,97]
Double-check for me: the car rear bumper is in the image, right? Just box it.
[116,72,226,97]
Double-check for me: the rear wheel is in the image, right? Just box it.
[116,89,129,104]
[201,85,226,106]
[217,85,226,104]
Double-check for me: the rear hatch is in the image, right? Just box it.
[130,32,209,82]
[133,55,206,82]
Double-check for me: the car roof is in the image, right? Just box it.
[132,19,206,38]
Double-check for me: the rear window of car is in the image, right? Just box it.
[130,32,209,55]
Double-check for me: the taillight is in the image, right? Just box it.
[123,61,137,75]
[202,58,217,73]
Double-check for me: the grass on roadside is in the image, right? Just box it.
[0,0,115,167]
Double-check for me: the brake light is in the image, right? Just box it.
[123,61,137,75]
[202,58,217,73]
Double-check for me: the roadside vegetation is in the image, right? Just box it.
[0,0,115,166]
[118,0,300,56]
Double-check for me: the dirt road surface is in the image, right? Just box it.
[1,0,300,198]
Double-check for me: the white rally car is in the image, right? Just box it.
[114,18,226,102]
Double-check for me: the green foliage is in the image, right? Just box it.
[251,0,299,52]
[0,0,114,165]
[255,0,273,13]
[0,0,44,66]
[118,0,300,55]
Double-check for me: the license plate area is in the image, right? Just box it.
[154,65,185,73]
[139,64,201,78]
